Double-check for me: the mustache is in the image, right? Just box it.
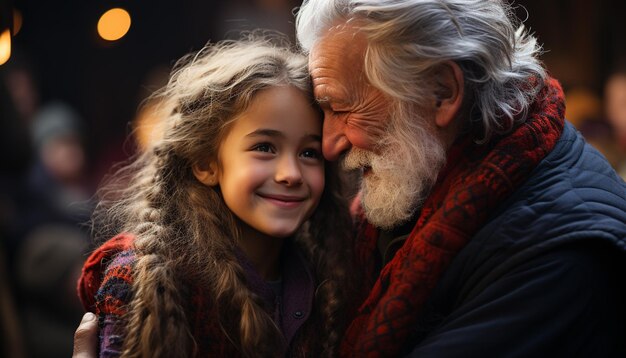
[342,147,374,171]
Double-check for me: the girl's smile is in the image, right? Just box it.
[257,193,307,208]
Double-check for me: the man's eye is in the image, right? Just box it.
[252,143,274,153]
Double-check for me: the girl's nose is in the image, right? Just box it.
[275,156,303,186]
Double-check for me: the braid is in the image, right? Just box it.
[122,254,195,357]
[120,147,196,358]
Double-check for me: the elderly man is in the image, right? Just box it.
[296,0,626,356]
[75,0,626,356]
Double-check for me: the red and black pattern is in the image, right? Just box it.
[341,77,566,357]
[77,234,249,356]
[78,234,316,357]
[78,234,134,315]
[77,234,256,356]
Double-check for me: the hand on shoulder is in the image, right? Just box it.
[73,312,98,358]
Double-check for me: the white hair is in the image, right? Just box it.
[296,0,547,142]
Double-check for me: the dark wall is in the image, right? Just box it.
[517,0,626,91]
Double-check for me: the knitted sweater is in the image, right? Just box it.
[78,234,317,357]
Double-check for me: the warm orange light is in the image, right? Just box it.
[134,100,168,151]
[0,29,11,66]
[97,8,131,41]
[13,8,23,35]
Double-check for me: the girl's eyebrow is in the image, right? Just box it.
[246,129,321,142]
[246,128,284,138]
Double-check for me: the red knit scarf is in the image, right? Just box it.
[340,77,565,357]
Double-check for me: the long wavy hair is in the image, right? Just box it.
[91,34,353,357]
[296,0,547,142]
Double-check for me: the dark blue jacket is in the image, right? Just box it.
[407,122,626,357]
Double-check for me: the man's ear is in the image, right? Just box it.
[434,61,464,129]
[192,160,220,186]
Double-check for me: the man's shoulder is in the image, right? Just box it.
[447,124,626,297]
[534,121,626,195]
[484,122,626,246]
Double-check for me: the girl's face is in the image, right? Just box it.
[197,85,325,240]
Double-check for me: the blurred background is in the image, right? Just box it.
[0,0,625,357]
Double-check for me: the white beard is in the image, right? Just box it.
[343,109,446,229]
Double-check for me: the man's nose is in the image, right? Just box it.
[322,118,351,161]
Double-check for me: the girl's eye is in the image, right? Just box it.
[252,143,274,153]
[301,148,322,159]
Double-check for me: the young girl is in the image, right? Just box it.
[77,35,353,357]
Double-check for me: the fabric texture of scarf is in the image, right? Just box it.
[341,77,566,357]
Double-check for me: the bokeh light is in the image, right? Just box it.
[0,29,11,65]
[13,8,23,35]
[97,8,131,41]
[133,99,167,152]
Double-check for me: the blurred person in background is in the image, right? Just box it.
[1,54,39,257]
[1,49,43,358]
[25,102,93,228]
[13,101,94,358]
[2,49,92,358]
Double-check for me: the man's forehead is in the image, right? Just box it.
[309,23,367,75]
[311,21,364,53]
